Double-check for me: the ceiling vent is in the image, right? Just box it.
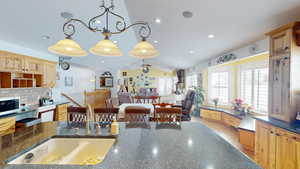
[182,11,193,18]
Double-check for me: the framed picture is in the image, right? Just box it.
[64,76,73,87]
[105,77,113,87]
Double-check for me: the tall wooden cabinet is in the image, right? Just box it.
[266,22,300,123]
[255,120,300,169]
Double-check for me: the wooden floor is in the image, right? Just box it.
[191,116,255,159]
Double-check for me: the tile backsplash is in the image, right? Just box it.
[0,88,51,105]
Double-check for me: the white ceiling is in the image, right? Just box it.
[1,0,300,71]
[126,0,300,69]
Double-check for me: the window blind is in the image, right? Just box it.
[240,67,268,113]
[211,72,229,104]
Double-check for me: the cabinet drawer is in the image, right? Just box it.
[0,117,16,136]
[200,109,221,121]
[222,113,241,128]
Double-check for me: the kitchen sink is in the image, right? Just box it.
[8,137,115,165]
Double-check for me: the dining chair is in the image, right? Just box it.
[155,107,182,123]
[124,106,150,123]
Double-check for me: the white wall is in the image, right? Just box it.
[52,64,96,105]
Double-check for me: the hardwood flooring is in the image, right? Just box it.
[191,116,255,160]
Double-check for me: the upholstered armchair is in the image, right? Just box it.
[180,90,196,121]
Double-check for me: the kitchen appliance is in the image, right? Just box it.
[0,97,20,116]
[39,97,53,107]
[38,105,56,122]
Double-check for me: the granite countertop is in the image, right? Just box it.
[0,122,261,169]
[0,101,69,120]
[254,116,300,135]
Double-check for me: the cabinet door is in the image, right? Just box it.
[269,55,290,122]
[275,131,298,169]
[270,30,291,57]
[24,57,44,74]
[255,122,276,169]
[43,62,57,88]
[2,55,23,72]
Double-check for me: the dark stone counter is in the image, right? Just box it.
[0,122,261,169]
[254,116,300,135]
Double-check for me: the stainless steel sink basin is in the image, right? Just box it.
[8,138,115,165]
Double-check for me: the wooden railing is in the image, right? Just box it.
[61,93,84,107]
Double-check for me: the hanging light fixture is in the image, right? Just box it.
[90,35,122,56]
[48,38,88,57]
[48,0,159,58]
[129,38,160,59]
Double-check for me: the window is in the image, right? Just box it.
[158,77,173,96]
[186,74,198,89]
[210,71,229,105]
[239,63,268,113]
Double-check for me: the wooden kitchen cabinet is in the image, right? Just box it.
[222,113,241,128]
[0,117,16,136]
[55,104,68,121]
[266,22,300,123]
[23,57,44,74]
[0,53,23,72]
[200,109,222,121]
[255,121,276,169]
[255,120,300,169]
[43,62,57,88]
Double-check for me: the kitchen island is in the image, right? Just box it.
[0,122,261,169]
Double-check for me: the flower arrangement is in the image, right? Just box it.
[232,98,245,114]
[212,97,219,107]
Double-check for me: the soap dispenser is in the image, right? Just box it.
[111,117,119,135]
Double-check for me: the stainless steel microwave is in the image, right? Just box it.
[0,97,20,116]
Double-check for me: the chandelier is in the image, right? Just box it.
[48,0,159,58]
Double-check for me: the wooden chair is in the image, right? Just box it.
[155,107,182,123]
[84,89,111,108]
[124,106,150,123]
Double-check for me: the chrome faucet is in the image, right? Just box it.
[86,105,102,135]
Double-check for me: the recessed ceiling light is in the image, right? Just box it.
[154,18,161,24]
[182,11,193,18]
[101,60,105,63]
[208,34,215,39]
[41,35,50,40]
[60,12,73,20]
[189,50,195,54]
[154,40,158,44]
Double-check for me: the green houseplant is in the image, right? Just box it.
[192,86,205,117]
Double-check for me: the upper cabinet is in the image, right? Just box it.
[266,22,300,123]
[43,62,57,88]
[0,50,57,89]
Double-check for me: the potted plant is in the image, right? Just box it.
[232,98,245,115]
[192,86,205,117]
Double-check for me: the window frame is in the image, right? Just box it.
[208,66,233,106]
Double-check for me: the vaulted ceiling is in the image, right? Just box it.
[1,0,300,71]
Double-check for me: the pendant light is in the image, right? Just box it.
[48,37,87,57]
[129,38,159,59]
[48,0,159,58]
[89,36,123,56]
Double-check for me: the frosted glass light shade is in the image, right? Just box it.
[48,38,87,57]
[89,39,123,56]
[129,40,159,59]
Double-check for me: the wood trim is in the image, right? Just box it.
[265,22,299,36]
[61,93,84,107]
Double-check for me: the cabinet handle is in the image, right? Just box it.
[275,133,281,136]
[284,46,289,51]
[270,131,274,134]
